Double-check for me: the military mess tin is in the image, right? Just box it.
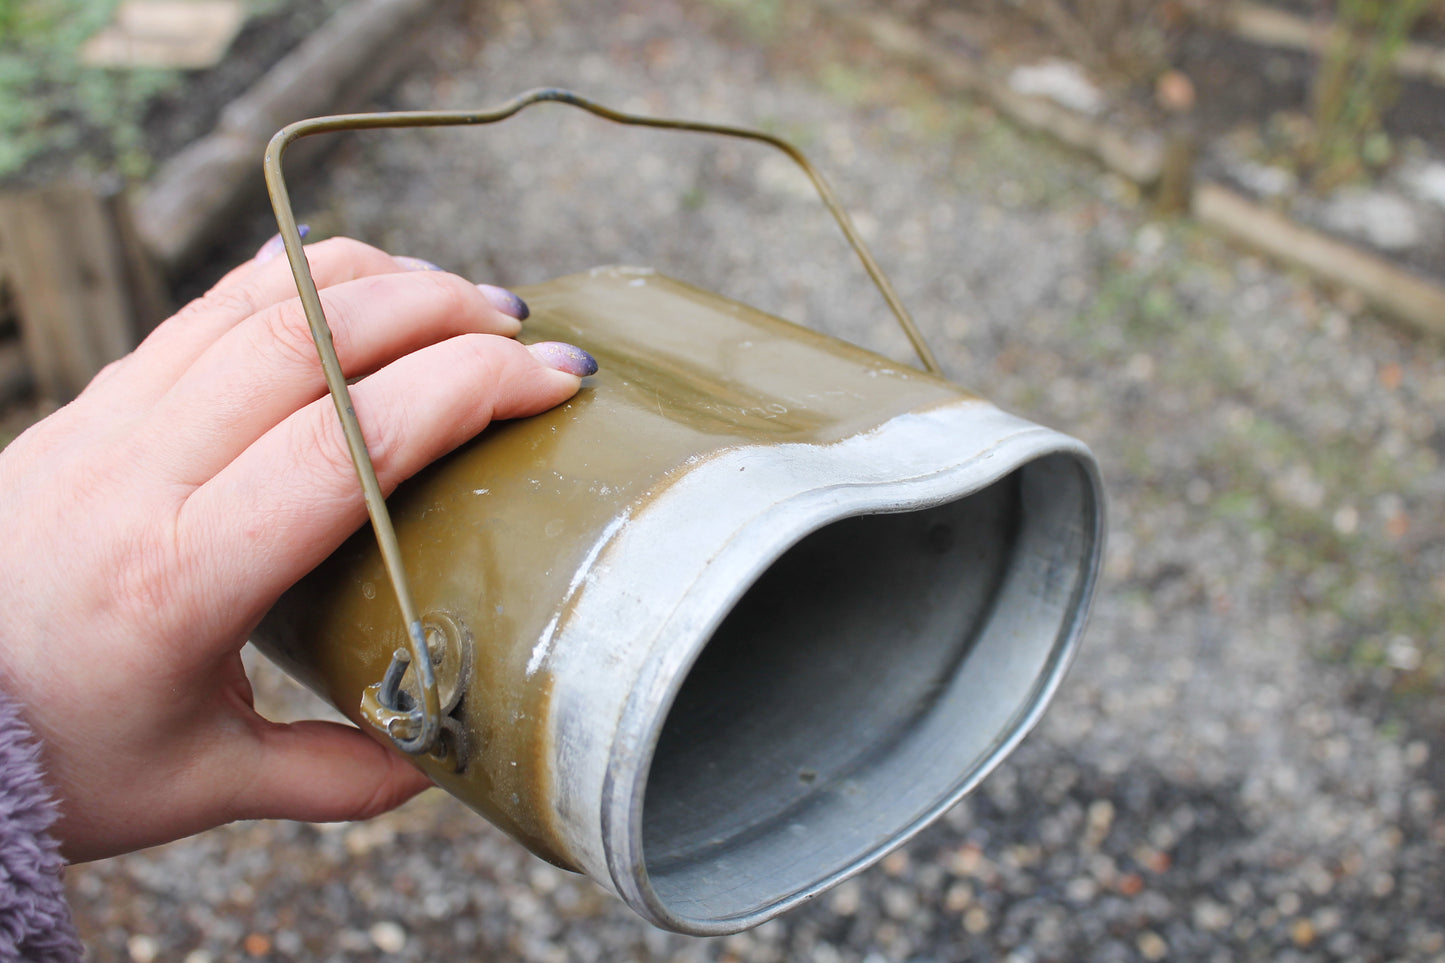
[252,89,1104,935]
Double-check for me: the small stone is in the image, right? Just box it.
[1086,798,1116,845]
[1155,70,1196,112]
[1319,189,1422,251]
[370,921,407,954]
[829,879,861,916]
[882,884,918,920]
[127,935,159,963]
[882,849,911,877]
[1137,846,1171,874]
[1313,906,1344,934]
[1008,59,1105,115]
[1193,898,1232,932]
[242,933,271,957]
[1386,512,1411,541]
[1065,876,1098,904]
[338,930,372,952]
[183,951,214,963]
[945,882,973,912]
[1137,930,1168,961]
[963,906,990,934]
[1403,160,1445,208]
[949,844,987,878]
[1116,873,1144,896]
[1291,918,1317,947]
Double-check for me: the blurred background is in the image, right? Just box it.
[2,0,1443,960]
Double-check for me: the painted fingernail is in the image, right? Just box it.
[530,341,598,377]
[395,255,446,272]
[255,224,309,263]
[478,283,530,321]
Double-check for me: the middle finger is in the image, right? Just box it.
[140,268,526,485]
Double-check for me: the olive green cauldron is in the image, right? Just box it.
[251,91,1104,936]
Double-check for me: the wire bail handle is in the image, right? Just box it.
[262,87,943,756]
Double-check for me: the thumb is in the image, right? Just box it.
[234,720,433,824]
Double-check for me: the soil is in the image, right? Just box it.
[137,0,347,164]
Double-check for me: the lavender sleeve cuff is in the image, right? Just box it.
[0,686,83,962]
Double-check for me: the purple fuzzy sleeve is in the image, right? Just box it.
[0,686,83,962]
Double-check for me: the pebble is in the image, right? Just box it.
[829,879,862,916]
[1136,931,1169,961]
[1007,58,1106,115]
[126,935,159,963]
[370,921,408,954]
[1193,899,1232,932]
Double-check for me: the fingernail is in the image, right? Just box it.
[395,255,445,272]
[478,283,530,321]
[530,341,598,377]
[255,224,310,263]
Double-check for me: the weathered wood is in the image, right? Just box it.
[0,341,31,404]
[81,0,246,70]
[986,82,1164,185]
[0,186,148,400]
[107,189,173,336]
[1194,181,1445,340]
[133,0,446,273]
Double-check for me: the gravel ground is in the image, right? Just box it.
[67,0,1445,960]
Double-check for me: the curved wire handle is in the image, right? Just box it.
[263,87,943,756]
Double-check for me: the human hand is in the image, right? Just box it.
[0,236,596,862]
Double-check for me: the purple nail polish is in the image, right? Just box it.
[255,224,310,263]
[395,256,446,272]
[478,283,530,321]
[531,341,598,377]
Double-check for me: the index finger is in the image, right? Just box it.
[84,238,441,412]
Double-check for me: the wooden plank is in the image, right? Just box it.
[1194,181,1445,340]
[0,187,143,400]
[133,0,444,272]
[81,0,246,70]
[0,341,30,404]
[106,190,172,336]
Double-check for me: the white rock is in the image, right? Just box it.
[1007,59,1105,116]
[1230,159,1298,198]
[369,921,407,955]
[1318,189,1422,250]
[1401,160,1445,208]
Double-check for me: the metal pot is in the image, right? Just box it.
[252,90,1104,936]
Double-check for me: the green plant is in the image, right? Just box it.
[0,0,178,182]
[704,0,784,41]
[1309,0,1439,188]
